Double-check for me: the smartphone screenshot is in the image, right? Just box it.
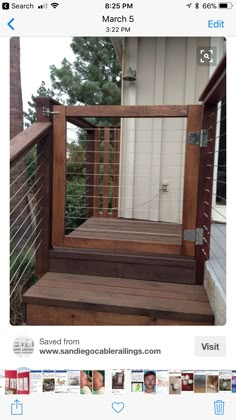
[0,0,235,418]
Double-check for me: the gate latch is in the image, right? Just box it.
[42,106,60,117]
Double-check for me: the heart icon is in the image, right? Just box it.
[112,402,125,413]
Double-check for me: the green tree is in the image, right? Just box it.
[51,37,121,106]
[24,37,121,126]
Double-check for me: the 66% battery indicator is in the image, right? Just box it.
[218,2,233,7]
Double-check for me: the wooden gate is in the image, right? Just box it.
[51,104,204,258]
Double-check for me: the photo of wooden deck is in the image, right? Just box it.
[10,52,226,326]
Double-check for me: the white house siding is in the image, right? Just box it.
[120,37,224,223]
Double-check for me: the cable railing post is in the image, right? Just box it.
[196,55,226,284]
[195,104,218,284]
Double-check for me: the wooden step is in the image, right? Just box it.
[49,247,196,284]
[23,272,214,325]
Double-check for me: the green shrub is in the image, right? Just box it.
[65,177,86,233]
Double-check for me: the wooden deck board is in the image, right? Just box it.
[67,230,181,243]
[73,217,182,235]
[37,272,205,294]
[66,218,182,254]
[23,272,214,324]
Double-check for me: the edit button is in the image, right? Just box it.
[208,20,225,28]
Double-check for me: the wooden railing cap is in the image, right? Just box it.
[10,122,52,164]
[199,54,226,104]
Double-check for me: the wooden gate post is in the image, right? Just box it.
[52,105,66,246]
[181,105,202,257]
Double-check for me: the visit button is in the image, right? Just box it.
[208,19,225,28]
[195,336,226,357]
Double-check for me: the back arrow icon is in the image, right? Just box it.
[8,18,15,30]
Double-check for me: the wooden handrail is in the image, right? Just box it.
[65,105,188,118]
[10,122,52,164]
[199,54,226,104]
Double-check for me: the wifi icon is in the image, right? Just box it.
[51,2,59,8]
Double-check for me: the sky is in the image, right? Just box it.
[20,37,74,112]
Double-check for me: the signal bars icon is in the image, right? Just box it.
[38,3,59,9]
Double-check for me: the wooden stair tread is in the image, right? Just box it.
[23,272,214,323]
[32,272,205,294]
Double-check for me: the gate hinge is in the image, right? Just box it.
[188,129,208,147]
[184,228,204,245]
[42,106,60,117]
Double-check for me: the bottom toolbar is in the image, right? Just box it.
[1,393,236,419]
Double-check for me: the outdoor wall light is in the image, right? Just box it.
[122,67,136,81]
